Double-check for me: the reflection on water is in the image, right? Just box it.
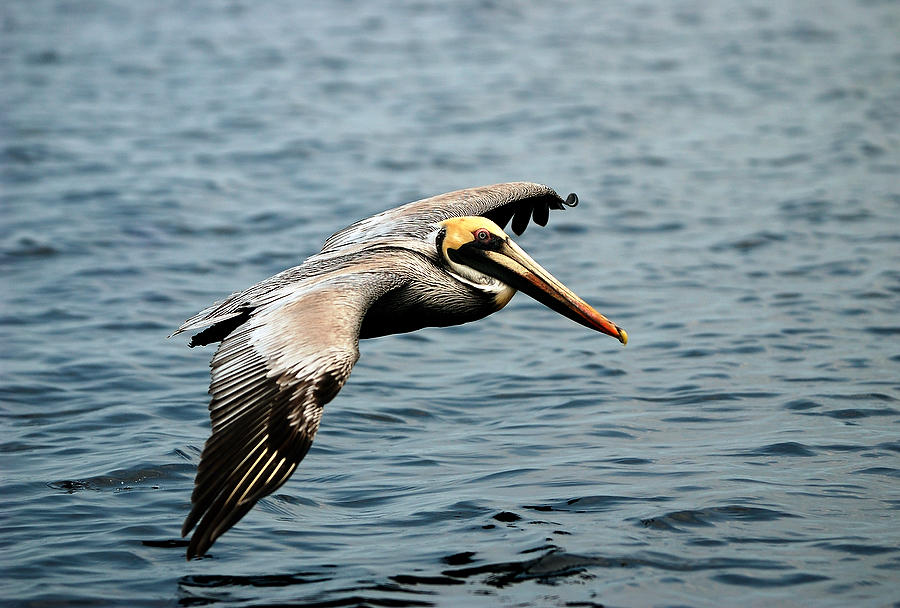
[3,0,899,606]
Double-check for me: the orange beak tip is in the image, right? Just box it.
[618,327,628,345]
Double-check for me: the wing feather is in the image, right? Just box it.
[170,184,576,340]
[321,182,578,252]
[181,274,402,559]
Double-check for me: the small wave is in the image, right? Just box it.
[181,570,334,589]
[820,407,899,420]
[523,494,669,514]
[815,542,899,556]
[439,546,788,589]
[1,235,61,259]
[783,398,821,410]
[852,467,900,478]
[639,505,799,531]
[636,390,779,406]
[712,572,829,587]
[710,230,787,253]
[733,441,817,457]
[48,462,194,493]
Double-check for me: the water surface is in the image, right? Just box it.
[2,1,899,606]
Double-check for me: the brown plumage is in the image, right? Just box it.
[172,182,626,559]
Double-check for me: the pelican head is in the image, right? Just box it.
[438,216,627,344]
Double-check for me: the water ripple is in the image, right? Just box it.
[4,0,899,606]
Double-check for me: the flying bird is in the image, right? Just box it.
[172,182,627,559]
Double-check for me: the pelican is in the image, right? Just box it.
[172,182,627,559]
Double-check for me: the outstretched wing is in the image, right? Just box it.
[181,274,402,559]
[321,182,578,252]
[170,183,576,337]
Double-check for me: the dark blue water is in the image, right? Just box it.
[3,1,899,606]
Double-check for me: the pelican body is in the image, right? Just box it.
[173,182,626,559]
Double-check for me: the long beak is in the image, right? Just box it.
[456,239,627,344]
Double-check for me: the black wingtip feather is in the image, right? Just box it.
[533,202,549,227]
[482,189,579,235]
[511,205,532,235]
[188,309,252,347]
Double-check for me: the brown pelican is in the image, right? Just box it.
[172,182,627,559]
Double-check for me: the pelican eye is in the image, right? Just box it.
[474,228,491,243]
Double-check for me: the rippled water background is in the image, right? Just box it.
[3,1,899,606]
